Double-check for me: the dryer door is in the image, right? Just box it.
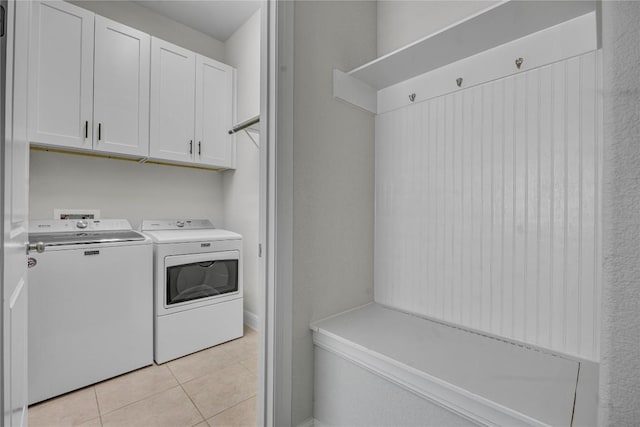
[164,251,240,309]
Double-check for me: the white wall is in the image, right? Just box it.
[29,151,224,229]
[68,1,225,61]
[377,0,497,56]
[599,1,640,424]
[29,1,228,226]
[225,11,261,124]
[292,1,377,424]
[375,50,602,361]
[297,0,638,424]
[222,10,261,324]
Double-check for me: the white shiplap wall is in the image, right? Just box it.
[375,50,602,361]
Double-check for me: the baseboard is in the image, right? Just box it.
[296,418,316,427]
[243,310,259,331]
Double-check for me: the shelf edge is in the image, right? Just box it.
[333,69,377,114]
[349,0,597,90]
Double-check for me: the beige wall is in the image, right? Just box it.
[377,0,497,56]
[68,0,225,61]
[29,151,224,229]
[291,1,377,424]
[222,10,261,322]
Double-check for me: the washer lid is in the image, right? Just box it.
[29,230,147,246]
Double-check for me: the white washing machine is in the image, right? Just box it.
[141,219,243,364]
[28,219,153,404]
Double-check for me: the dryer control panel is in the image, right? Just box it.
[141,219,214,231]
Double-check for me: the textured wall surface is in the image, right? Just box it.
[599,1,640,424]
[292,1,376,424]
[375,51,602,361]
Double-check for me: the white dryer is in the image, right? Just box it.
[141,220,243,364]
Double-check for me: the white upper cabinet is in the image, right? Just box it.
[27,2,236,168]
[149,38,196,163]
[195,56,235,169]
[28,1,94,150]
[93,17,150,157]
[150,39,236,169]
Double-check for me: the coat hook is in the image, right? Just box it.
[456,77,463,87]
[409,93,416,102]
[515,57,524,69]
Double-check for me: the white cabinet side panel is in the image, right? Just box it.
[374,51,602,360]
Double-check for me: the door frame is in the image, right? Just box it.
[1,0,31,425]
[0,0,8,418]
[0,0,297,425]
[258,0,294,425]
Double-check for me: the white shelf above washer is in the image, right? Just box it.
[349,0,597,90]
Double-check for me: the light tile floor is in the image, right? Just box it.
[29,326,258,427]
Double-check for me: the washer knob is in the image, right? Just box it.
[176,220,185,228]
[76,220,88,229]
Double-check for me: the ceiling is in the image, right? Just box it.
[135,1,261,41]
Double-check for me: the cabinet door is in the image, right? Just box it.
[149,38,196,163]
[28,1,94,150]
[93,16,150,157]
[194,55,236,168]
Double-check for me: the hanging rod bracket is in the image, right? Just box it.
[228,115,260,134]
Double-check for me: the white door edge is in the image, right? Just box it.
[259,0,294,426]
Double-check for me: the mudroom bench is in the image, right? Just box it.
[311,304,598,427]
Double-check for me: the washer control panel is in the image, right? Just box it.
[30,219,134,233]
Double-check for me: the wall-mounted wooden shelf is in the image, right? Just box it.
[351,0,596,90]
[334,0,599,114]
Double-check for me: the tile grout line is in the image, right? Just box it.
[205,395,258,426]
[92,387,105,427]
[203,361,258,423]
[166,363,208,426]
[96,365,181,418]
[30,387,103,427]
[219,337,259,365]
[169,359,257,425]
[30,337,257,427]
[171,352,237,385]
[236,360,256,377]
[238,358,257,374]
[99,383,185,419]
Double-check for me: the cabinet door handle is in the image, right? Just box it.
[84,121,88,139]
[1,5,5,38]
[189,140,193,154]
[198,141,201,156]
[98,123,102,141]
